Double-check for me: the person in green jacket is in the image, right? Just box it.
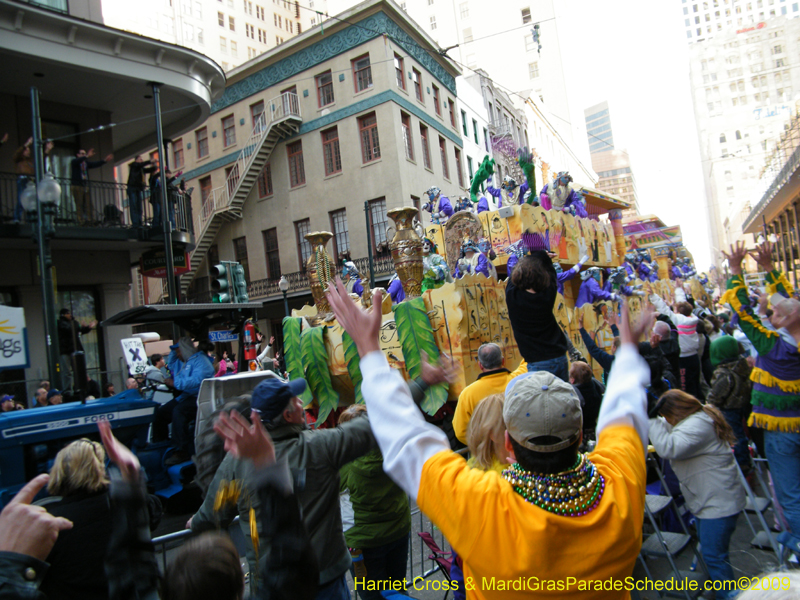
[339,405,411,600]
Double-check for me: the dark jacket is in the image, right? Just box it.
[148,172,178,205]
[106,460,318,600]
[70,156,106,186]
[192,418,375,587]
[706,358,753,411]
[57,317,92,355]
[576,378,605,435]
[38,490,112,600]
[126,161,155,189]
[579,324,619,381]
[0,552,48,600]
[505,251,568,363]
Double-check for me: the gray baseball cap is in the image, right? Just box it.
[503,371,582,453]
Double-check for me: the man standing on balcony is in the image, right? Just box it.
[70,148,113,225]
[57,307,97,394]
[126,155,155,228]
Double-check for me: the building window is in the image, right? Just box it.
[230,40,237,56]
[430,15,437,30]
[229,15,235,30]
[467,155,474,180]
[295,219,311,266]
[172,139,184,169]
[220,36,227,53]
[460,1,469,17]
[529,62,539,79]
[321,127,342,176]
[454,147,464,188]
[394,54,405,90]
[368,198,388,252]
[257,162,273,197]
[720,133,727,143]
[233,237,250,284]
[200,176,212,203]
[461,110,468,136]
[401,112,414,161]
[472,119,479,144]
[222,114,236,147]
[316,71,334,107]
[196,127,209,158]
[359,113,381,163]
[463,27,473,42]
[449,99,457,128]
[412,69,423,102]
[263,228,281,280]
[439,136,449,179]
[352,55,373,93]
[329,208,350,258]
[251,100,265,132]
[420,124,431,169]
[521,7,532,23]
[483,127,489,151]
[218,11,224,26]
[433,85,441,115]
[287,141,305,187]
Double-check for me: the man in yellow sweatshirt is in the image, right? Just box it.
[327,279,650,599]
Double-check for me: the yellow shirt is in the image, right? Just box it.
[453,361,528,444]
[417,425,645,599]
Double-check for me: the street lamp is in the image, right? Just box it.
[21,174,62,236]
[279,275,290,317]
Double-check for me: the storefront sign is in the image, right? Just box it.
[140,249,190,278]
[0,306,29,371]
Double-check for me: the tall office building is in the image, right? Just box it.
[687,16,800,266]
[584,101,640,216]
[682,0,798,44]
[102,0,326,71]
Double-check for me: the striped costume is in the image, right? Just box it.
[722,270,800,432]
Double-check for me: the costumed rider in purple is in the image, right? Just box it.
[422,186,453,225]
[605,267,645,298]
[486,175,526,208]
[623,252,638,279]
[539,171,589,218]
[454,238,497,280]
[387,273,405,304]
[554,254,590,294]
[422,237,453,292]
[670,259,683,281]
[637,255,659,283]
[576,267,621,309]
[454,196,474,213]
[342,261,364,297]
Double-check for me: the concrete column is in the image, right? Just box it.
[19,286,50,403]
[100,283,133,384]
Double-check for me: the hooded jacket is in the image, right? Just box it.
[707,358,753,412]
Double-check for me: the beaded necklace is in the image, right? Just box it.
[502,453,605,517]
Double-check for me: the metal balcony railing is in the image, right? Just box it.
[0,172,194,235]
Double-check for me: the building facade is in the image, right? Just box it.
[688,16,800,267]
[102,0,327,71]
[681,0,799,44]
[584,101,640,217]
[141,0,463,337]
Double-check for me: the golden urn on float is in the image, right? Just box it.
[386,206,424,299]
[304,231,334,314]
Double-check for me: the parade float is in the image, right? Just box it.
[282,158,697,424]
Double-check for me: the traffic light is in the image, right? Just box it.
[232,263,249,303]
[211,263,231,303]
[532,24,541,55]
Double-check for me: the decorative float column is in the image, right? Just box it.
[387,207,425,299]
[305,231,334,315]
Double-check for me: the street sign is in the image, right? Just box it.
[140,249,190,278]
[120,337,148,375]
[208,330,238,343]
[0,306,30,371]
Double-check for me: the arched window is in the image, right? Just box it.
[735,130,742,140]
[720,133,727,143]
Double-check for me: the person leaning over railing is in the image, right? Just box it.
[327,278,651,600]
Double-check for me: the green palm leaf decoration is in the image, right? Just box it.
[283,317,312,404]
[301,326,339,422]
[393,298,448,415]
[342,332,364,404]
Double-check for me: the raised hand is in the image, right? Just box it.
[721,241,748,276]
[0,474,73,561]
[750,241,775,272]
[214,410,276,468]
[619,301,655,347]
[326,277,382,357]
[98,420,140,482]
[420,351,459,386]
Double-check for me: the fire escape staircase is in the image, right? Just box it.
[181,92,302,295]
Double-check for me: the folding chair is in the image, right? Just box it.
[736,454,784,565]
[639,453,709,599]
[417,532,454,600]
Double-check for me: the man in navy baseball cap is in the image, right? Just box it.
[250,377,308,426]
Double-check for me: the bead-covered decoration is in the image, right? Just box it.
[502,454,605,517]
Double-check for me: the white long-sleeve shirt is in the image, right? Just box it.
[650,294,699,357]
[359,343,650,500]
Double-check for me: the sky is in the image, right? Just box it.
[553,0,713,269]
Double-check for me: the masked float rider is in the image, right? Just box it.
[421,237,453,292]
[575,267,620,309]
[539,172,588,218]
[454,239,496,280]
[342,261,364,297]
[387,273,405,304]
[422,186,453,225]
[486,175,528,208]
